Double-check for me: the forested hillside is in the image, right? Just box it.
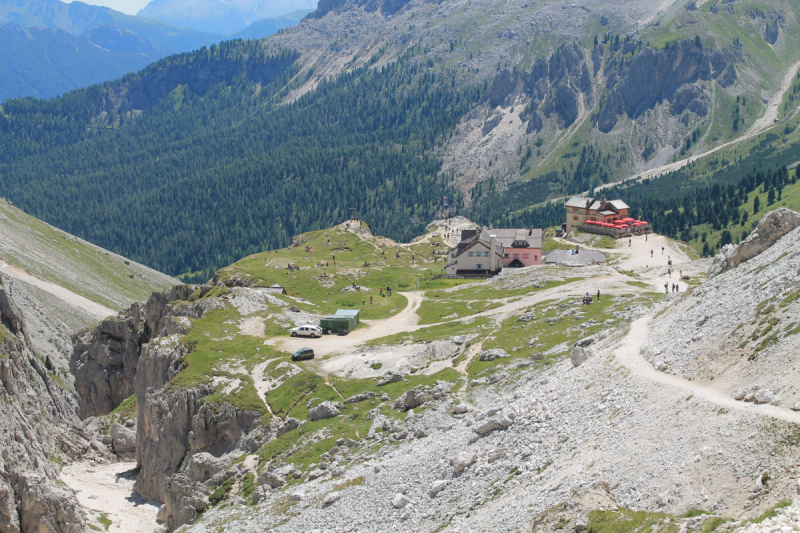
[0,0,798,280]
[0,42,479,281]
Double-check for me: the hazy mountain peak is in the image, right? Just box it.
[137,0,318,33]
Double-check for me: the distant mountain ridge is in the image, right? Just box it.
[137,0,317,34]
[0,0,311,101]
[0,21,161,101]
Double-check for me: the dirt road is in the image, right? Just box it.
[0,258,115,320]
[279,291,424,355]
[611,317,800,424]
[61,462,161,533]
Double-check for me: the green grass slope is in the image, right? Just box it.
[0,198,178,310]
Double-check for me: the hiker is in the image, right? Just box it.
[628,238,631,247]
[370,296,373,304]
[597,289,600,302]
[664,283,668,293]
[380,288,383,296]
[650,249,653,257]
[668,269,671,277]
[661,246,664,255]
[362,300,365,306]
[676,284,680,293]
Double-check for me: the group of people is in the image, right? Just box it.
[665,282,680,294]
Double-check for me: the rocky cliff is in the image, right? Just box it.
[71,284,270,531]
[70,284,207,418]
[133,335,265,530]
[0,280,95,533]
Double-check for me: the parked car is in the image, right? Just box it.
[291,347,315,361]
[290,325,322,338]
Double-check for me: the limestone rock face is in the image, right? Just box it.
[709,209,800,278]
[133,333,264,531]
[70,306,143,419]
[394,388,427,410]
[0,283,89,532]
[71,284,212,418]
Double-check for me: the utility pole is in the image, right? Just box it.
[348,207,357,220]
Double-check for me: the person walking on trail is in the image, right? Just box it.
[650,249,654,257]
[664,283,669,293]
[628,238,631,247]
[370,295,373,304]
[596,289,600,302]
[661,246,664,255]
[679,270,683,279]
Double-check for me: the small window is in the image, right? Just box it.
[484,251,490,257]
[476,263,483,269]
[504,254,509,258]
[523,253,529,259]
[534,255,538,261]
[467,252,473,257]
[513,254,520,259]
[573,215,578,220]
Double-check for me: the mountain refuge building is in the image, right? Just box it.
[564,196,630,233]
[445,227,542,277]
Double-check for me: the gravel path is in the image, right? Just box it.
[61,462,161,533]
[613,317,800,424]
[0,258,115,319]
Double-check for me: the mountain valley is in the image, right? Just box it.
[1,0,800,531]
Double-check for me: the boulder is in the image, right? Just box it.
[709,209,800,278]
[474,412,514,434]
[392,493,411,508]
[309,401,341,421]
[394,389,427,410]
[479,349,509,362]
[753,389,777,405]
[452,451,477,474]
[156,504,167,523]
[288,492,303,501]
[257,471,284,489]
[792,402,800,412]
[378,371,406,386]
[109,423,137,460]
[570,346,589,367]
[276,417,301,437]
[430,480,448,496]
[322,492,340,506]
[186,453,227,483]
[453,404,469,414]
[251,486,268,504]
[344,391,377,404]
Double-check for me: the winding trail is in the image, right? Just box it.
[0,258,115,320]
[612,317,800,424]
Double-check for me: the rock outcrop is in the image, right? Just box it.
[71,284,211,418]
[598,39,737,132]
[709,208,800,278]
[0,281,89,532]
[133,334,266,531]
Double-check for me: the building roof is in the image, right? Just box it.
[565,196,629,214]
[335,309,360,317]
[599,210,616,216]
[489,228,543,249]
[565,196,594,208]
[451,228,504,258]
[545,249,606,264]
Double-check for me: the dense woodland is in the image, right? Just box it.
[0,42,481,281]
